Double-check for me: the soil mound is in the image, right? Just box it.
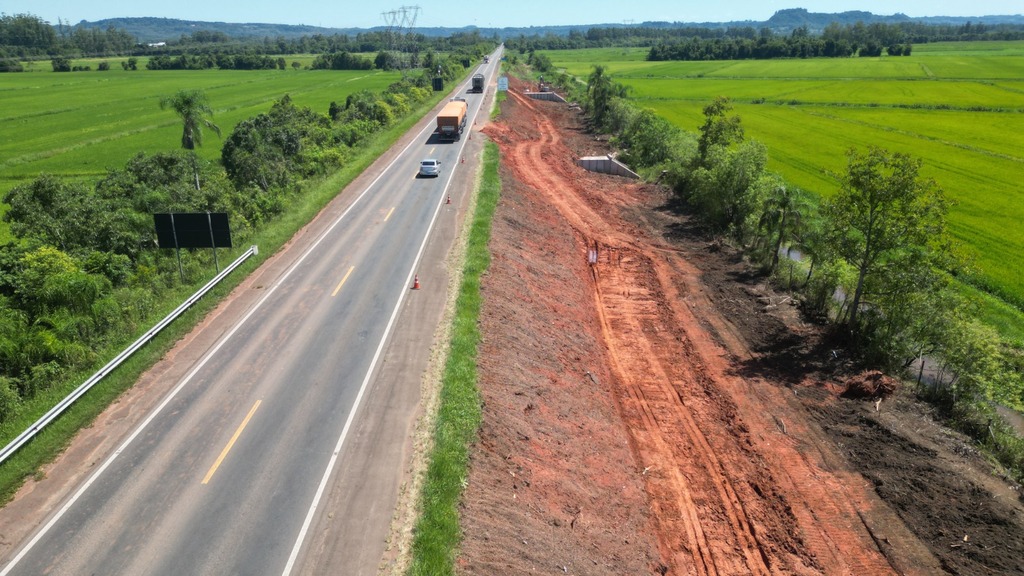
[841,370,899,399]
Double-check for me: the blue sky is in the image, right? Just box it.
[4,1,1021,29]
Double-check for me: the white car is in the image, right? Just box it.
[419,159,441,177]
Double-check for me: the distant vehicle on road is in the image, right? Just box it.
[470,73,485,93]
[419,159,441,177]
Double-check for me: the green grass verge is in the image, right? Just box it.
[492,90,507,119]
[409,141,497,575]
[0,88,456,503]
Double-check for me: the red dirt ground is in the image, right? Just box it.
[457,77,1024,575]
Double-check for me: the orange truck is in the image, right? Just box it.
[436,98,467,141]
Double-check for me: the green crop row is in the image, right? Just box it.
[545,41,1024,327]
[623,77,1024,108]
[549,43,1024,80]
[0,68,402,195]
[914,40,1024,55]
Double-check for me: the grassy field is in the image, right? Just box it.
[544,42,1024,337]
[0,64,402,198]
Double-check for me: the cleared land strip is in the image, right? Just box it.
[498,86,918,574]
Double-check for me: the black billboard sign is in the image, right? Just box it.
[154,212,232,249]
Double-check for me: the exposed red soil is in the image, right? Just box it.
[458,77,1024,575]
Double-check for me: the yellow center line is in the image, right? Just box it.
[383,206,395,222]
[202,399,262,485]
[331,266,355,297]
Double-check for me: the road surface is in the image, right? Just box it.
[0,49,503,576]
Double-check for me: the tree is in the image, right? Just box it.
[159,89,221,151]
[697,96,743,165]
[686,140,771,243]
[586,65,621,130]
[680,98,771,242]
[51,57,71,72]
[222,96,338,193]
[2,175,115,254]
[757,184,813,273]
[823,146,950,331]
[95,151,230,224]
[617,108,690,170]
[936,318,1008,407]
[159,90,221,190]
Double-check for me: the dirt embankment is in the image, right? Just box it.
[458,77,1024,575]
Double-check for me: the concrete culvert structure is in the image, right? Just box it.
[577,154,639,179]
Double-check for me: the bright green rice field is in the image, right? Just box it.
[0,60,401,223]
[545,42,1024,338]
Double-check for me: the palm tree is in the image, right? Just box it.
[589,65,626,129]
[160,89,220,150]
[159,90,220,190]
[757,185,810,274]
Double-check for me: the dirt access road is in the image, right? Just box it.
[457,77,1024,575]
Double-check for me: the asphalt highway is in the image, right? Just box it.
[0,49,503,576]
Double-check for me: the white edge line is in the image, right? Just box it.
[280,57,498,575]
[0,87,446,576]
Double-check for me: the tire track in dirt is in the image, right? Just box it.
[503,89,790,574]
[650,238,937,576]
[592,248,771,575]
[488,84,912,574]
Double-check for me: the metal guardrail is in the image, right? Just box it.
[0,245,259,466]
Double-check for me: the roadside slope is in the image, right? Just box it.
[461,77,1024,575]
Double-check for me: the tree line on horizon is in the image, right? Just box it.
[505,20,1024,54]
[5,10,1024,72]
[0,12,493,72]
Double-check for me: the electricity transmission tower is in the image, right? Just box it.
[381,5,421,74]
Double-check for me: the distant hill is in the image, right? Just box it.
[762,8,1024,32]
[765,8,910,30]
[75,17,368,43]
[75,10,1024,44]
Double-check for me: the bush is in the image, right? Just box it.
[311,51,373,70]
[51,57,71,72]
[20,361,63,398]
[0,58,23,72]
[0,377,20,423]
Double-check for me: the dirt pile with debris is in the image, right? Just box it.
[457,77,1024,575]
[841,371,900,400]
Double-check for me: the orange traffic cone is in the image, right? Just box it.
[413,275,420,290]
